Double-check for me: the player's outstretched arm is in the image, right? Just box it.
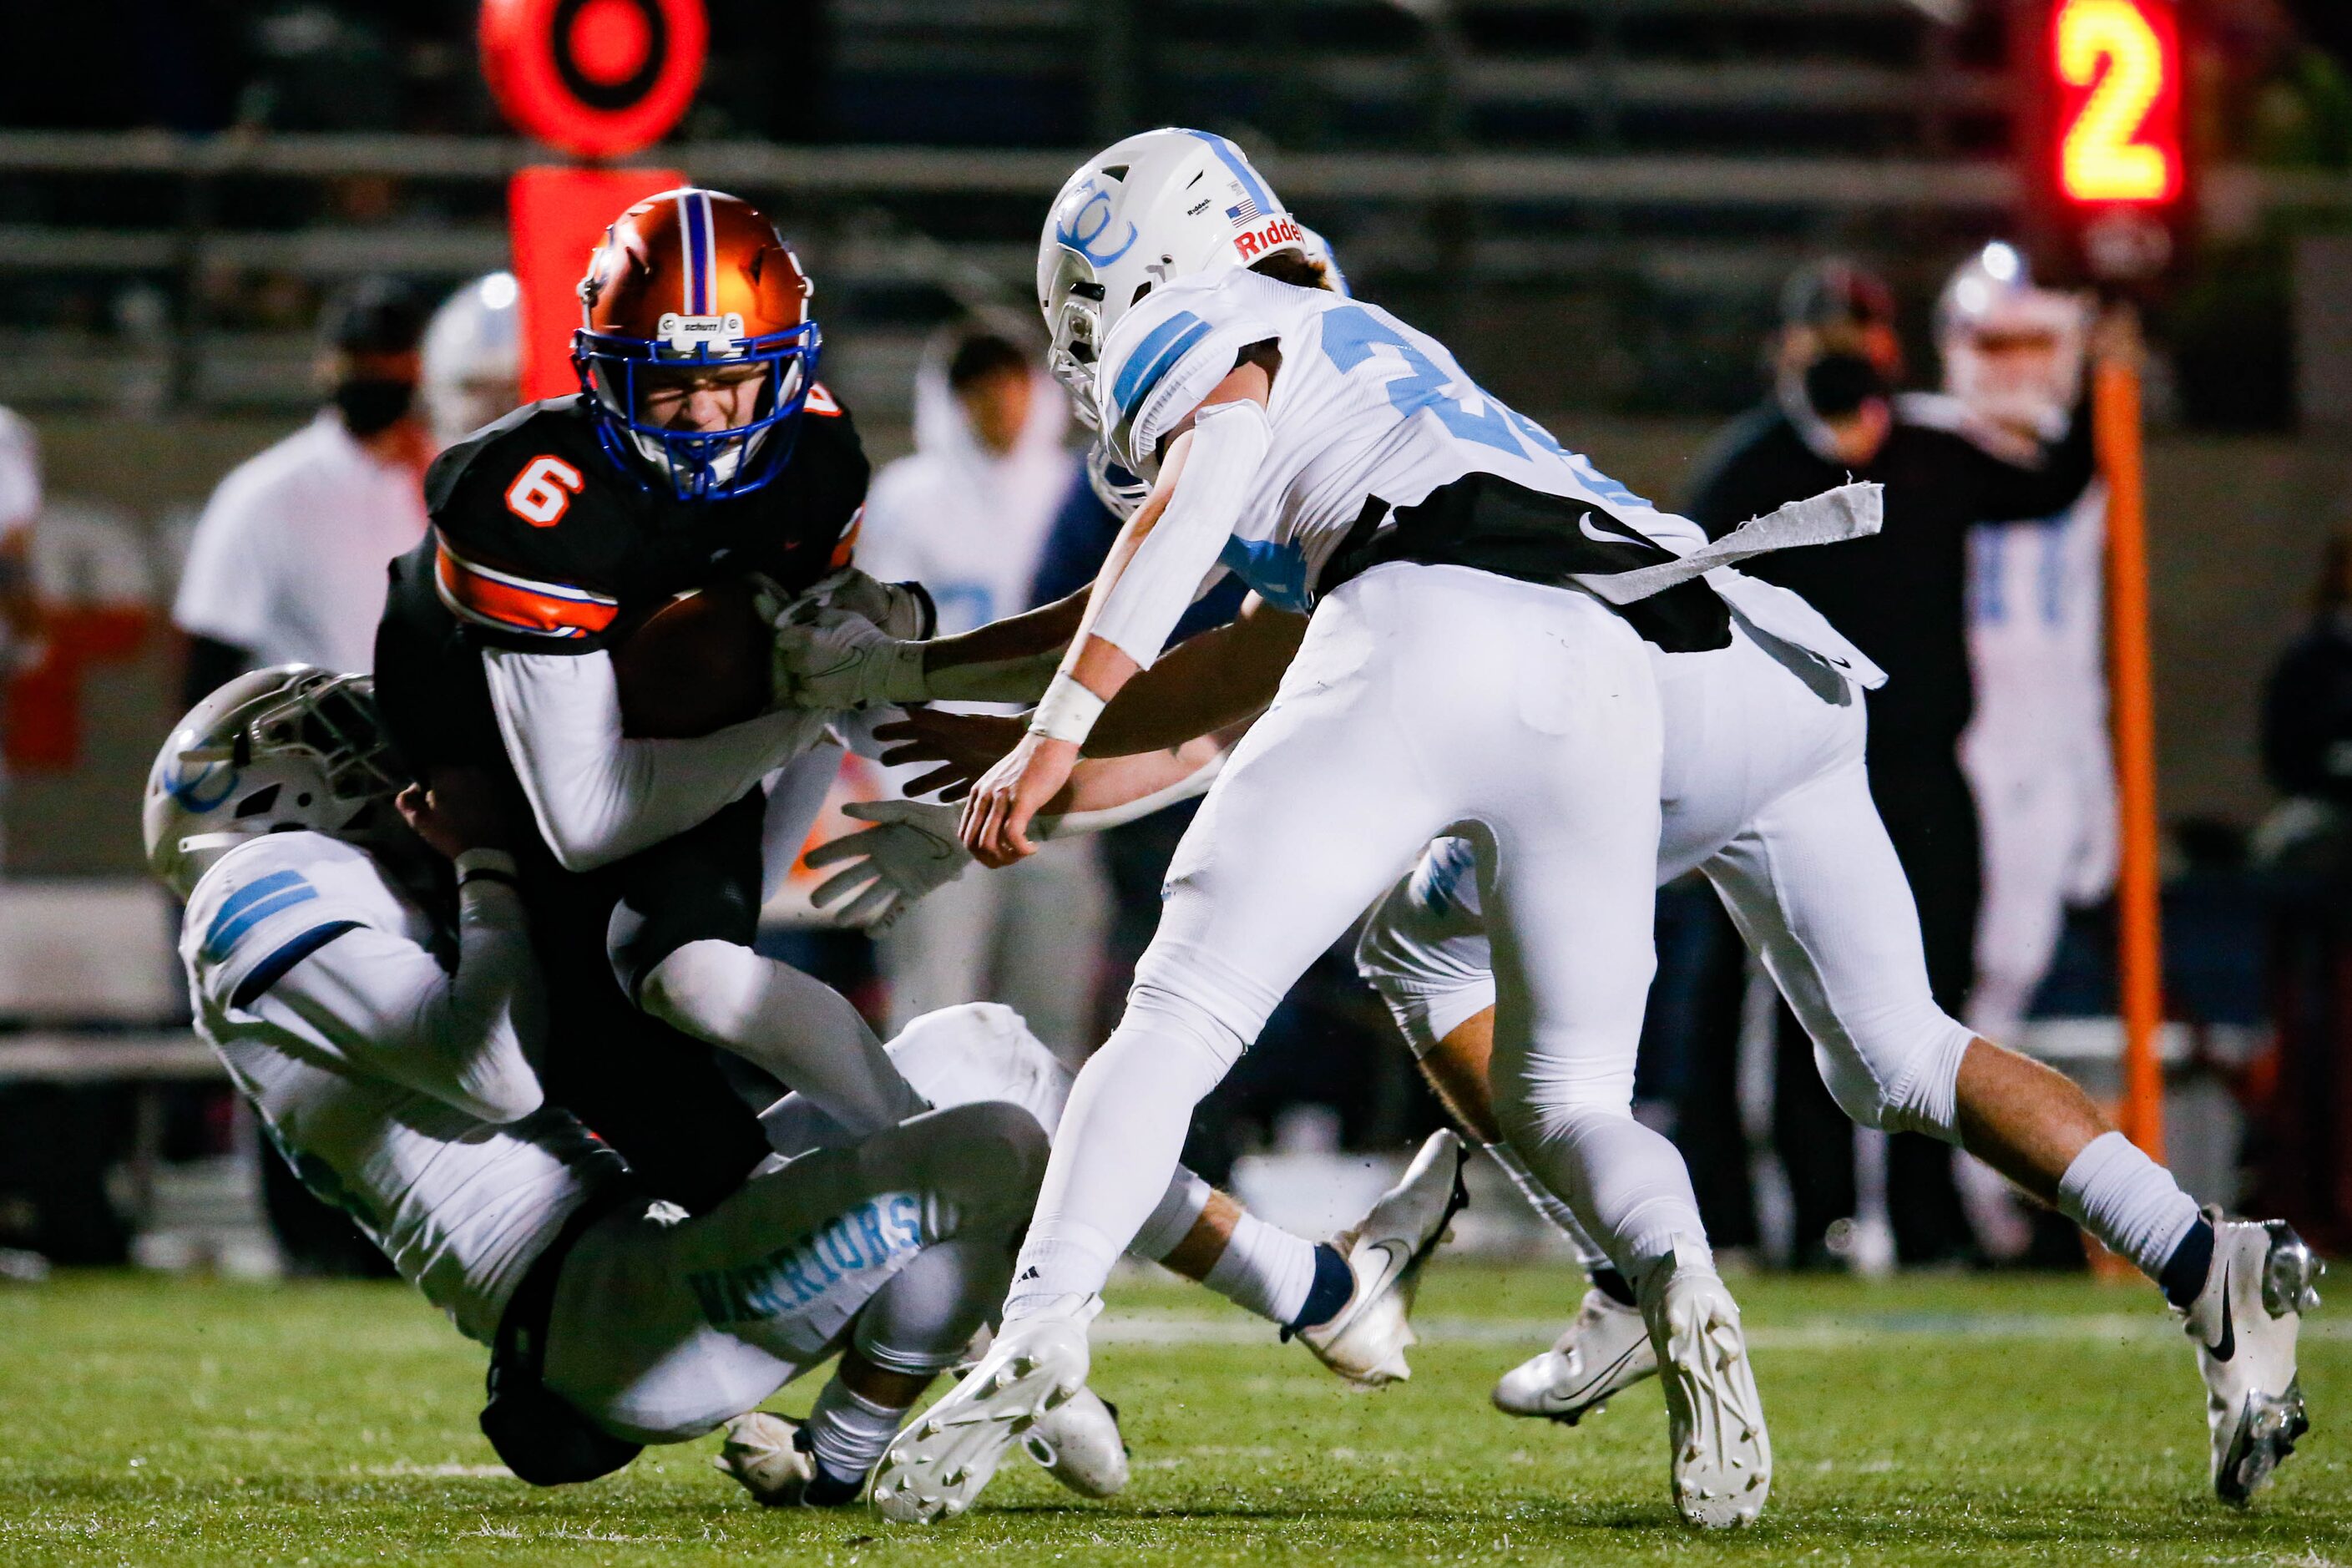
[961,364,1275,865]
[483,645,828,872]
[867,594,1302,799]
[254,770,547,1123]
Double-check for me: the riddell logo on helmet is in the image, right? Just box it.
[657,311,746,352]
[1233,217,1304,262]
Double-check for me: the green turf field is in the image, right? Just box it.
[0,1265,2344,1566]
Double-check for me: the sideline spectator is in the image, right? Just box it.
[852,327,1108,1061]
[174,278,430,701]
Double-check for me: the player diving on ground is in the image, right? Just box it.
[148,664,1467,1506]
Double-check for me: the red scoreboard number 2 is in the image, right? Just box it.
[2051,0,2183,208]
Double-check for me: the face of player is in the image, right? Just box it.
[1956,327,2066,414]
[635,362,771,434]
[956,367,1034,457]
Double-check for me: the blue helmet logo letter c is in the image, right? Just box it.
[1059,185,1138,268]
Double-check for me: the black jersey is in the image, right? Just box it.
[422,389,867,657]
[369,392,867,1216]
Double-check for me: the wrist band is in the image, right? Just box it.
[454,848,519,888]
[1028,670,1106,744]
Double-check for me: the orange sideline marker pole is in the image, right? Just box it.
[2097,343,2166,1168]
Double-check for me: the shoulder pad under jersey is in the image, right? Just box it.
[182,833,382,1010]
[425,398,630,650]
[1096,275,1282,474]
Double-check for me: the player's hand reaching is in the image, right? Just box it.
[960,731,1080,867]
[397,765,509,860]
[873,709,1026,801]
[802,799,973,930]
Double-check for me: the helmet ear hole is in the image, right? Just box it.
[1100,164,1128,180]
[1130,282,1153,307]
[234,785,282,819]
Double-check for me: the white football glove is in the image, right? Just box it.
[802,798,972,930]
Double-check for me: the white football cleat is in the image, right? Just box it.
[2181,1206,2323,1506]
[1492,1287,1658,1424]
[1295,1129,1470,1388]
[1641,1250,1770,1529]
[870,1298,1098,1523]
[1019,1386,1129,1498]
[711,1411,826,1506]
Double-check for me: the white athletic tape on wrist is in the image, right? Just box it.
[1029,672,1106,744]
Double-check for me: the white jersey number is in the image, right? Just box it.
[504,455,584,528]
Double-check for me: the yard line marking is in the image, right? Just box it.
[1095,1311,2352,1348]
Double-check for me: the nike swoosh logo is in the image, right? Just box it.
[1545,1340,1646,1411]
[1577,510,1621,545]
[2208,1262,2236,1361]
[1345,1238,1413,1321]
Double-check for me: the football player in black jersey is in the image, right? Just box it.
[376,188,948,1210]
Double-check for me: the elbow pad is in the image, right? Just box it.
[1091,398,1272,669]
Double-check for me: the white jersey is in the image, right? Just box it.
[1965,480,2110,761]
[181,832,623,1343]
[1096,267,1704,613]
[175,411,428,673]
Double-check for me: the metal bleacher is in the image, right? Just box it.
[0,4,2344,421]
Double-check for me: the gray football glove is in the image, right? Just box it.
[802,798,972,930]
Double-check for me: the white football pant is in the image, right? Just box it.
[1013,562,1701,1307]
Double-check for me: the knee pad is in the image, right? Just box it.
[885,1003,1073,1137]
[1812,1009,1973,1143]
[1115,979,1251,1100]
[635,939,761,1043]
[1129,940,1282,1069]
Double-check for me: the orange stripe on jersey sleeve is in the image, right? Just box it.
[827,506,863,572]
[433,536,620,641]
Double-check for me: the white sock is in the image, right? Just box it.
[803,1378,903,1482]
[1485,1141,1608,1268]
[2055,1130,2202,1281]
[1201,1208,1320,1326]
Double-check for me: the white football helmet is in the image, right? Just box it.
[422,271,522,450]
[1077,216,1346,523]
[1037,129,1306,432]
[144,665,407,900]
[1936,242,2088,435]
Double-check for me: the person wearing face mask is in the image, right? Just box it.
[1683,258,2104,1270]
[850,328,1110,1060]
[174,277,432,704]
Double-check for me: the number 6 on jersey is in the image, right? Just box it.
[505,454,584,527]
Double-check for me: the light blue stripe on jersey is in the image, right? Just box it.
[1218,535,1311,612]
[1112,311,1211,427]
[201,870,319,964]
[1185,131,1277,223]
